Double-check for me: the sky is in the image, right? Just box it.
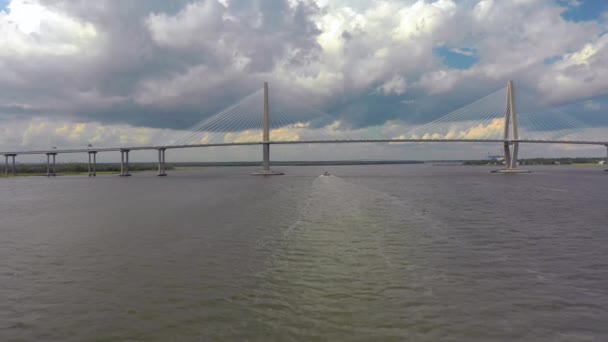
[1,0,608,162]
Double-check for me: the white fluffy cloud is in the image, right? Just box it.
[0,118,174,151]
[377,76,408,95]
[135,0,608,105]
[538,33,608,103]
[0,0,97,57]
[584,100,601,111]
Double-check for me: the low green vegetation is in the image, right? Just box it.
[170,160,424,167]
[465,157,606,166]
[0,163,173,177]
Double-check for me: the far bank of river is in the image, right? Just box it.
[0,163,174,177]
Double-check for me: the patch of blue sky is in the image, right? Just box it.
[0,0,9,11]
[560,0,608,22]
[544,56,562,65]
[433,46,478,70]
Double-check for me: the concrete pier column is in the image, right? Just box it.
[3,154,17,176]
[120,149,131,176]
[51,153,57,177]
[503,142,512,169]
[126,150,130,175]
[120,150,124,175]
[46,154,51,177]
[93,152,97,176]
[605,145,608,172]
[263,143,270,172]
[157,148,167,176]
[88,151,97,177]
[509,81,520,170]
[9,154,16,175]
[252,82,283,176]
[262,82,270,172]
[45,153,57,177]
[510,142,519,169]
[494,81,529,174]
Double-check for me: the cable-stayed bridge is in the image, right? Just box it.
[2,81,607,176]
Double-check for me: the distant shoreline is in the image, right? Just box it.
[0,163,171,177]
[2,158,606,177]
[465,157,606,166]
[0,161,424,177]
[171,160,425,167]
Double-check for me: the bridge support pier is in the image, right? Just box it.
[263,143,270,172]
[495,80,529,174]
[157,148,167,176]
[4,154,16,176]
[605,145,608,172]
[88,151,97,177]
[252,82,283,176]
[120,149,131,177]
[46,153,57,177]
[503,141,511,167]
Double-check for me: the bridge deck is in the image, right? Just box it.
[2,139,607,155]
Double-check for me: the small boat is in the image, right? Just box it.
[321,171,331,176]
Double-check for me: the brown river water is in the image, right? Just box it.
[1,165,607,341]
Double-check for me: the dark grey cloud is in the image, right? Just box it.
[0,0,323,130]
[0,0,607,139]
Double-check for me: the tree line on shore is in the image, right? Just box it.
[464,157,606,166]
[3,163,173,174]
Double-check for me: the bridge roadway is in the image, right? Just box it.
[2,138,607,176]
[2,138,608,155]
[4,81,607,175]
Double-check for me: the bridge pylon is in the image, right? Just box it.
[496,80,529,173]
[252,82,284,176]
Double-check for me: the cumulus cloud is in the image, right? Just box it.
[445,118,504,140]
[564,0,582,8]
[0,0,97,57]
[398,118,504,140]
[145,1,227,49]
[419,70,463,94]
[224,126,303,143]
[538,34,608,103]
[449,47,476,57]
[377,76,408,95]
[0,117,178,151]
[584,100,601,111]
